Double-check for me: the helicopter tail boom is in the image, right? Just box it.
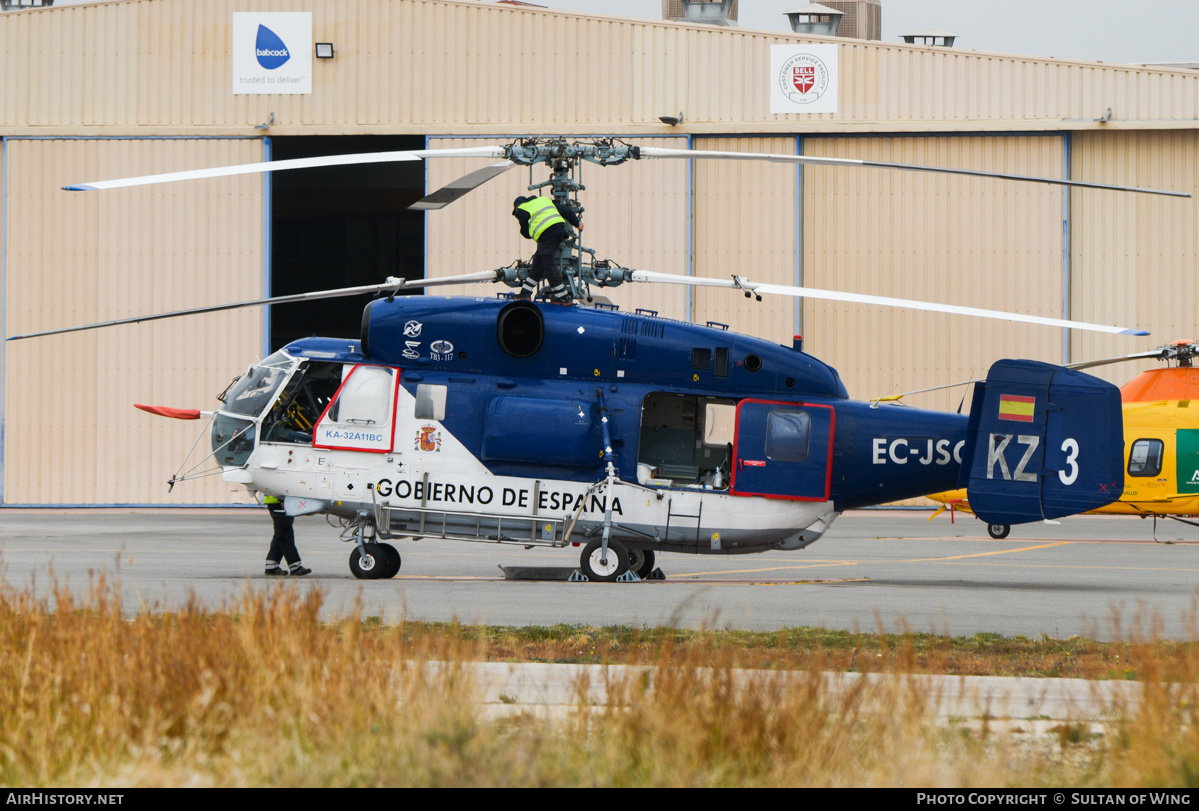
[959,360,1125,525]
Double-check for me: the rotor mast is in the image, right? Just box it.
[501,138,642,300]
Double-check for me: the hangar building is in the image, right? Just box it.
[0,0,1196,506]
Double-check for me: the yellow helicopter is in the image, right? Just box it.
[926,339,1199,538]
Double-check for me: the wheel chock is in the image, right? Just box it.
[616,570,642,583]
[644,568,666,580]
[569,570,589,582]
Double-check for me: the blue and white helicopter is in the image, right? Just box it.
[12,138,1187,581]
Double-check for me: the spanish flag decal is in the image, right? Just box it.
[998,393,1035,422]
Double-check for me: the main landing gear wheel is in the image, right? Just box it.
[378,543,401,578]
[626,547,656,579]
[350,543,400,579]
[580,538,629,583]
[987,523,1011,539]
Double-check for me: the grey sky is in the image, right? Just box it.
[525,0,1198,65]
[37,0,1199,65]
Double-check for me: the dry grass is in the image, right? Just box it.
[2,575,1198,787]
[444,618,1199,681]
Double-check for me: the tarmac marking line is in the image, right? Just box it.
[667,561,861,577]
[899,541,1074,563]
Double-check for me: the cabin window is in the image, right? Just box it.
[1128,438,1164,477]
[765,409,811,464]
[704,402,736,446]
[415,384,448,421]
[714,346,729,377]
[327,366,395,425]
[691,348,711,370]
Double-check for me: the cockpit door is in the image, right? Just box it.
[731,400,834,501]
[313,365,399,453]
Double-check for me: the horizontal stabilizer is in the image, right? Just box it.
[960,360,1124,525]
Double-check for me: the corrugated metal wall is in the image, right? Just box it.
[800,134,1067,411]
[1069,130,1199,384]
[1,0,1196,135]
[691,136,798,340]
[2,138,264,504]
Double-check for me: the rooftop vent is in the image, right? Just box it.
[785,4,844,36]
[663,0,737,26]
[901,27,958,47]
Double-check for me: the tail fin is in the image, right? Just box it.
[959,359,1124,525]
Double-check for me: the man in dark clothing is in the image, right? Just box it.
[512,195,581,303]
[264,496,312,576]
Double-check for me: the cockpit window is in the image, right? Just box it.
[260,360,343,445]
[220,358,295,417]
[1128,438,1164,477]
[259,350,294,369]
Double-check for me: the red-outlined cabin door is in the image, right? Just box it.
[730,400,834,501]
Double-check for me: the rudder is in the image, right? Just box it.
[959,359,1124,525]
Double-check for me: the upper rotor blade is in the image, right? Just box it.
[409,161,518,210]
[638,147,1191,198]
[627,270,1149,336]
[6,272,500,341]
[64,147,507,191]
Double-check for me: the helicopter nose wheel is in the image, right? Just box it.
[986,523,1011,540]
[350,543,401,579]
[580,538,629,583]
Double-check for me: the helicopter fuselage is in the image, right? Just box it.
[212,295,979,564]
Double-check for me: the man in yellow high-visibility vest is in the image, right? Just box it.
[512,195,582,303]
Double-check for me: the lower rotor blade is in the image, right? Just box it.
[410,162,517,210]
[64,147,507,191]
[638,147,1190,198]
[627,270,1149,337]
[6,271,500,341]
[1065,350,1172,371]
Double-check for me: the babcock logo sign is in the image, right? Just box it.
[255,25,292,70]
[232,12,311,95]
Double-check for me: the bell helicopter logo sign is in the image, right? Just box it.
[232,13,312,95]
[770,44,838,114]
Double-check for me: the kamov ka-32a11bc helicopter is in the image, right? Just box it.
[10,138,1190,581]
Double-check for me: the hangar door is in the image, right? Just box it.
[269,135,427,351]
